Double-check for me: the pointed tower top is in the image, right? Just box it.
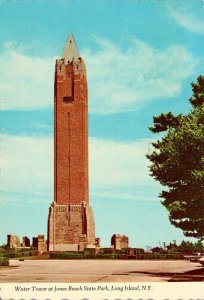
[61,33,80,63]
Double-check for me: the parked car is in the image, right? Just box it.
[198,257,204,266]
[184,252,203,262]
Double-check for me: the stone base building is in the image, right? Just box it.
[22,236,30,247]
[32,235,47,253]
[111,234,129,250]
[7,235,21,248]
[48,202,95,251]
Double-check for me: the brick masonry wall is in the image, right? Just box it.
[22,236,30,247]
[85,205,95,245]
[111,234,129,250]
[54,58,89,205]
[37,235,47,253]
[48,202,95,251]
[7,235,21,248]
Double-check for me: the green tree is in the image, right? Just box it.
[151,246,161,253]
[193,241,204,252]
[178,240,194,253]
[147,76,204,241]
[166,242,178,253]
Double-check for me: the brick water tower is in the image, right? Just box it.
[47,33,95,251]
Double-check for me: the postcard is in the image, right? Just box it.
[0,0,203,299]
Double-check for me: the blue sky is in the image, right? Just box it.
[0,0,204,248]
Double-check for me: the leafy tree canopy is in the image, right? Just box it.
[147,76,204,241]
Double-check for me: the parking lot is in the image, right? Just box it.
[0,259,203,282]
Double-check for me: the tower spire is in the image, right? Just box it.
[61,33,80,63]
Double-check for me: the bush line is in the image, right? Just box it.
[50,252,184,260]
[0,250,38,258]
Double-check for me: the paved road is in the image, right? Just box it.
[0,259,202,282]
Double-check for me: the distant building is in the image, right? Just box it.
[111,234,129,250]
[32,235,47,253]
[7,234,21,248]
[22,236,30,247]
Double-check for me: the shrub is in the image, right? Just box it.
[21,252,30,257]
[0,257,9,266]
[84,248,95,255]
[50,252,84,259]
[136,248,145,254]
[29,250,38,256]
[99,248,115,254]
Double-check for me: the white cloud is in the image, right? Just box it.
[90,137,149,187]
[89,137,160,200]
[0,38,197,113]
[0,48,55,110]
[0,135,53,196]
[169,6,204,35]
[0,134,160,203]
[83,37,198,114]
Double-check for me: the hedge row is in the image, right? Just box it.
[0,257,9,266]
[0,250,38,258]
[50,253,127,259]
[50,252,184,260]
